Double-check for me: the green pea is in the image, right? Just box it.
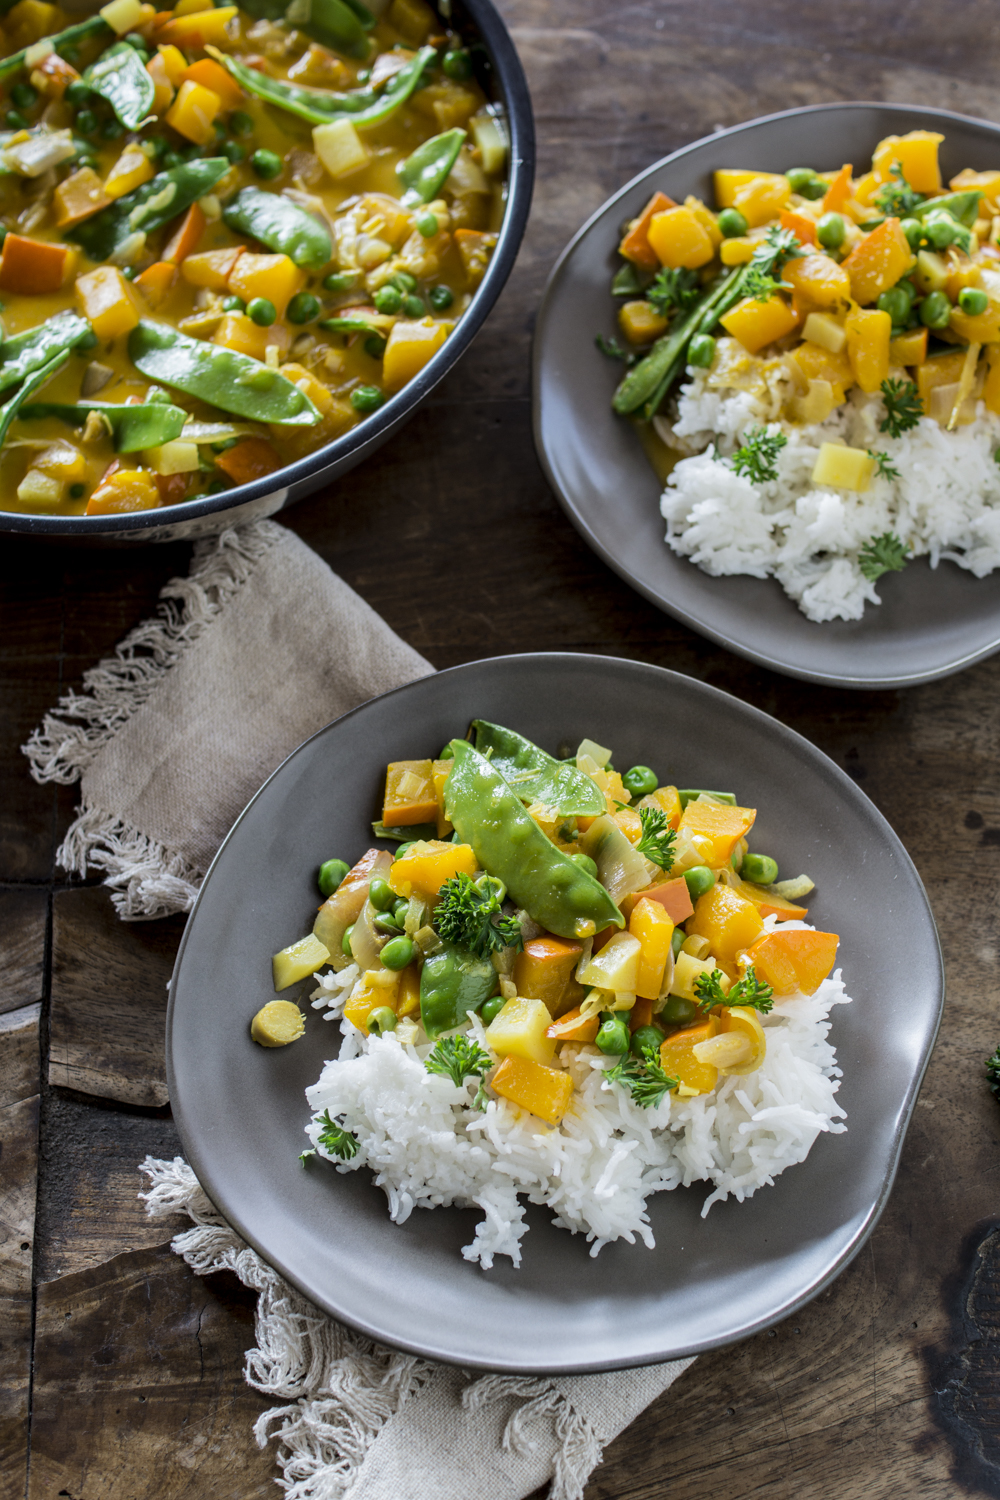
[717,207,748,238]
[403,294,426,317]
[230,110,255,137]
[342,923,355,957]
[5,110,27,129]
[659,993,699,1024]
[221,294,246,313]
[162,149,183,169]
[631,1023,666,1057]
[101,118,124,140]
[318,858,350,897]
[596,1014,630,1055]
[877,286,911,325]
[368,876,395,912]
[287,292,320,324]
[688,333,716,368]
[65,80,92,107]
[380,934,415,970]
[919,290,951,329]
[69,482,86,500]
[73,106,96,134]
[438,744,455,759]
[441,48,472,80]
[393,842,415,859]
[622,765,658,797]
[570,852,599,879]
[428,284,454,311]
[416,210,438,238]
[367,1006,397,1035]
[10,82,36,109]
[374,911,403,935]
[393,896,409,919]
[121,266,137,281]
[324,270,358,291]
[251,148,282,180]
[206,478,228,494]
[247,297,277,326]
[816,212,845,249]
[683,865,714,900]
[900,216,923,249]
[785,167,816,192]
[741,852,779,884]
[373,285,402,314]
[391,271,417,293]
[959,286,989,316]
[798,178,827,201]
[481,993,506,1025]
[223,141,245,165]
[363,332,386,358]
[74,326,97,351]
[671,928,685,958]
[122,32,148,49]
[351,385,384,413]
[924,214,956,250]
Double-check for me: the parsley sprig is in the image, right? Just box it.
[647,266,701,318]
[425,1035,494,1109]
[316,1110,359,1160]
[742,266,784,303]
[731,426,788,484]
[873,161,924,218]
[859,531,909,582]
[606,1044,678,1108]
[747,223,802,279]
[987,1044,1000,1103]
[694,965,774,1015]
[595,333,628,361]
[868,449,900,481]
[635,805,676,871]
[434,872,524,959]
[879,377,922,439]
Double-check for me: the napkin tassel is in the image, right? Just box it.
[464,1375,604,1500]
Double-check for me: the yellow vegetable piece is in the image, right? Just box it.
[713,169,761,207]
[491,1054,573,1126]
[677,800,756,866]
[719,294,798,354]
[845,304,890,393]
[788,379,837,425]
[790,339,853,396]
[871,130,944,195]
[431,759,453,837]
[618,299,668,345]
[75,265,142,340]
[660,1016,720,1095]
[469,111,506,176]
[916,348,967,412]
[54,166,112,229]
[272,931,331,990]
[512,936,583,1017]
[382,318,449,391]
[157,42,188,87]
[670,950,728,1002]
[732,172,791,228]
[166,77,222,147]
[951,168,1000,210]
[144,439,199,475]
[646,205,714,270]
[5,0,57,48]
[577,930,641,993]
[181,246,244,289]
[684,195,723,249]
[99,0,144,33]
[387,839,478,903]
[719,236,756,266]
[783,254,851,314]
[104,143,155,200]
[484,995,557,1066]
[950,303,1000,345]
[842,217,914,307]
[213,310,285,361]
[888,327,927,366]
[982,345,1000,416]
[251,999,305,1047]
[811,441,874,492]
[687,885,764,967]
[388,0,435,43]
[313,117,371,179]
[692,1005,766,1077]
[628,897,674,1000]
[343,970,401,1033]
[228,250,306,317]
[383,758,438,826]
[85,468,160,515]
[397,963,421,1019]
[156,5,236,45]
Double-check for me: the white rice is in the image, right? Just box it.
[304,946,851,1269]
[660,361,1000,622]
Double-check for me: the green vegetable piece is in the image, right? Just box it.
[287,292,320,324]
[128,320,321,426]
[441,48,472,80]
[469,719,605,816]
[688,332,716,368]
[919,290,951,329]
[424,1033,493,1090]
[222,294,245,312]
[741,852,778,885]
[924,215,957,250]
[292,0,371,58]
[785,166,817,193]
[480,994,505,1025]
[959,286,989,316]
[0,13,110,81]
[367,1006,396,1035]
[315,1109,358,1158]
[247,296,277,326]
[210,43,435,128]
[10,81,35,108]
[342,923,355,956]
[717,207,748,238]
[350,385,383,412]
[222,186,332,271]
[17,397,187,453]
[611,261,644,295]
[318,857,350,897]
[570,852,598,879]
[635,806,676,870]
[368,876,394,912]
[82,40,155,129]
[900,216,922,249]
[433,871,523,959]
[419,939,497,1038]
[230,109,254,136]
[444,738,623,940]
[683,865,714,900]
[371,819,437,843]
[677,789,736,808]
[621,765,657,797]
[816,211,845,249]
[877,286,911,325]
[428,284,453,311]
[859,530,909,582]
[397,127,465,207]
[380,934,414,970]
[596,1014,629,1055]
[0,310,93,396]
[659,992,697,1024]
[251,148,282,179]
[670,929,685,959]
[373,285,402,314]
[985,1044,1000,1104]
[606,1044,678,1107]
[612,268,742,416]
[373,910,403,935]
[0,350,68,447]
[912,189,981,229]
[69,157,230,262]
[630,1023,666,1057]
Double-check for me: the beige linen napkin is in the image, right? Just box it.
[26,523,695,1497]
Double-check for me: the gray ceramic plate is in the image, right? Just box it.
[533,103,1000,690]
[167,653,943,1373]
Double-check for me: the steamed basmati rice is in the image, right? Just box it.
[659,360,1000,622]
[304,948,851,1269]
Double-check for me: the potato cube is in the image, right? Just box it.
[227,251,305,318]
[802,311,847,353]
[313,117,371,180]
[469,111,507,176]
[104,143,155,201]
[811,442,875,492]
[166,78,222,146]
[16,469,63,507]
[577,930,641,993]
[646,205,715,270]
[98,0,144,33]
[484,995,557,1066]
[491,1054,574,1126]
[670,951,728,1003]
[144,440,200,475]
[75,265,142,340]
[272,932,331,990]
[382,318,449,391]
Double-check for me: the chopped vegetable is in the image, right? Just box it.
[433,871,523,959]
[859,531,909,582]
[730,426,787,484]
[605,1045,677,1108]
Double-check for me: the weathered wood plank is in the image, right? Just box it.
[0,889,47,1017]
[0,1003,40,1498]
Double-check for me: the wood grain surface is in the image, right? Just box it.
[4,1,1000,1496]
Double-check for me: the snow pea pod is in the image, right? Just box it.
[0,351,68,446]
[613,268,741,418]
[0,14,110,81]
[419,939,497,1038]
[0,310,93,396]
[128,320,321,426]
[911,190,981,229]
[18,398,187,452]
[69,158,231,262]
[208,43,434,127]
[287,0,370,57]
[397,128,465,207]
[443,739,624,941]
[223,187,331,271]
[469,720,604,818]
[83,41,155,130]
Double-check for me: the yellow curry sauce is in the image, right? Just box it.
[0,0,506,515]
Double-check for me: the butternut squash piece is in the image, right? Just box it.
[871,130,944,195]
[618,299,668,345]
[53,166,111,229]
[646,205,714,269]
[779,208,818,247]
[491,1053,574,1126]
[344,970,401,1033]
[677,801,756,866]
[747,927,839,995]
[166,77,223,146]
[213,311,287,361]
[146,51,175,113]
[845,304,891,393]
[888,327,927,366]
[713,169,760,207]
[214,437,282,484]
[618,190,677,268]
[727,875,808,921]
[382,318,449,390]
[660,1017,720,1095]
[687,885,764,967]
[182,55,244,109]
[75,265,142,338]
[628,897,674,1000]
[85,467,160,514]
[732,172,791,227]
[396,962,421,1018]
[783,253,852,315]
[950,302,1000,345]
[181,246,245,290]
[163,202,206,263]
[513,936,583,1017]
[618,876,694,925]
[156,42,188,87]
[156,5,237,45]
[0,234,75,294]
[916,348,967,413]
[789,339,853,399]
[842,217,913,306]
[387,839,478,903]
[382,759,438,827]
[822,162,853,215]
[719,294,798,354]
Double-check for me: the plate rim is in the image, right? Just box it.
[166,650,945,1372]
[532,100,1000,691]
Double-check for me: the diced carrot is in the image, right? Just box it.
[592,925,616,954]
[513,936,583,1017]
[181,56,243,109]
[86,468,160,515]
[154,470,190,505]
[163,203,206,263]
[0,234,74,294]
[619,877,694,925]
[135,259,178,308]
[618,190,678,269]
[214,438,282,485]
[546,1006,599,1044]
[822,163,853,214]
[780,208,818,246]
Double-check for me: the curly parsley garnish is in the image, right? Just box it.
[606,1044,678,1108]
[434,872,523,959]
[595,333,628,360]
[635,805,677,871]
[747,223,803,278]
[859,531,909,582]
[316,1111,359,1160]
[868,449,901,481]
[731,426,788,484]
[987,1044,1000,1104]
[647,266,701,318]
[742,266,784,303]
[873,161,924,218]
[879,377,922,439]
[694,965,774,1015]
[425,1035,494,1109]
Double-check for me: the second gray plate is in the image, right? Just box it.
[533,102,1000,689]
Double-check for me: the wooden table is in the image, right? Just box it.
[4,3,1000,1495]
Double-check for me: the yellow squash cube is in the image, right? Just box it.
[719,294,798,354]
[646,205,715,270]
[845,305,890,393]
[713,169,761,207]
[577,930,641,993]
[618,299,668,345]
[783,254,851,314]
[677,801,756,866]
[733,172,791,227]
[628,898,674,1000]
[156,6,237,45]
[387,839,478,903]
[790,339,853,398]
[719,236,756,265]
[842,218,914,307]
[98,0,143,32]
[383,759,438,826]
[484,995,557,1066]
[313,117,371,179]
[166,77,222,146]
[382,318,449,391]
[272,932,331,990]
[687,885,764,967]
[811,442,875,492]
[75,265,142,340]
[491,1054,574,1126]
[157,43,188,87]
[228,251,306,318]
[104,143,155,200]
[872,130,944,195]
[6,0,57,47]
[916,348,967,412]
[213,311,275,361]
[181,246,244,290]
[950,303,1000,345]
[343,971,401,1033]
[889,327,927,367]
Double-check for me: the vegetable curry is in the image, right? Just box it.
[0,0,506,516]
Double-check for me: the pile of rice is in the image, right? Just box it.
[303,929,851,1269]
[659,356,1000,622]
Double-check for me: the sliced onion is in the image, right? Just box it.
[580,814,657,902]
[313,850,392,971]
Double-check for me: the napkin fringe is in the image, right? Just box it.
[22,520,282,918]
[463,1376,603,1500]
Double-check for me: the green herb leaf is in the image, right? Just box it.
[730,426,788,484]
[433,872,523,959]
[606,1044,678,1108]
[635,805,676,871]
[595,332,627,360]
[868,449,901,481]
[425,1034,494,1090]
[316,1110,359,1159]
[879,377,922,439]
[726,965,774,1014]
[746,223,803,279]
[646,266,700,318]
[741,266,784,302]
[694,968,727,1012]
[859,531,909,582]
[873,161,924,218]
